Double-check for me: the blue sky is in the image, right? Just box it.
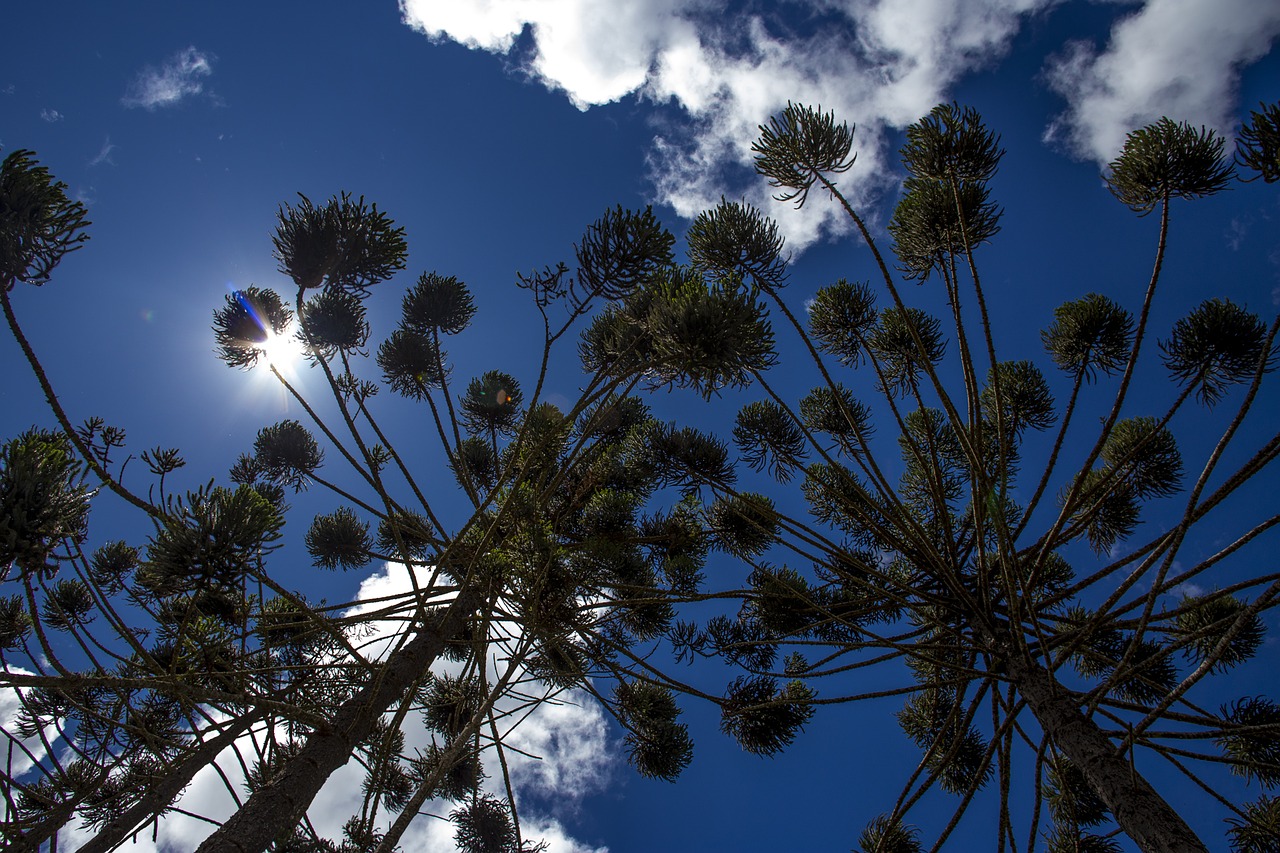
[3,1,1279,851]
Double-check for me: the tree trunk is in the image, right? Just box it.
[1002,648,1208,853]
[71,713,264,853]
[193,590,479,853]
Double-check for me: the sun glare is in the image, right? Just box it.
[258,330,304,369]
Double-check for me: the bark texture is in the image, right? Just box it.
[1004,649,1209,853]
[194,590,479,853]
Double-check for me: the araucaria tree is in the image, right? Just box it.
[2,95,1279,853]
[582,103,1280,852]
[702,105,1277,851]
[0,153,737,851]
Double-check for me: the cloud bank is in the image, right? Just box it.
[399,0,1277,250]
[122,46,214,110]
[1044,0,1280,165]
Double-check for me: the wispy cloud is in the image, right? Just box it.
[1043,0,1280,165]
[88,136,116,167]
[40,108,63,122]
[400,0,1277,252]
[121,46,215,110]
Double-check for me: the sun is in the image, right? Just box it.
[257,329,305,370]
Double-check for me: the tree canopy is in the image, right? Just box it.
[1,96,1279,853]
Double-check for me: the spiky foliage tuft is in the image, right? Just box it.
[615,680,694,781]
[298,287,368,358]
[1219,697,1280,788]
[719,675,816,756]
[1228,795,1280,853]
[401,271,476,335]
[451,795,517,853]
[461,371,523,437]
[212,287,294,370]
[856,815,923,853]
[1236,100,1280,183]
[0,428,91,576]
[1042,294,1134,381]
[305,507,371,571]
[377,329,445,399]
[575,205,675,302]
[254,420,323,492]
[1176,592,1265,672]
[1161,298,1273,405]
[272,193,406,293]
[687,199,787,289]
[0,149,90,289]
[1106,118,1235,214]
[753,103,856,207]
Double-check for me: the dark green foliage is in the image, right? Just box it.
[1228,796,1280,853]
[733,400,807,481]
[213,287,294,369]
[719,675,816,756]
[452,436,499,492]
[706,492,779,558]
[1220,697,1280,788]
[1100,417,1183,500]
[376,509,435,561]
[890,177,1001,280]
[868,307,947,396]
[982,360,1056,436]
[0,594,30,647]
[807,279,877,366]
[1106,118,1235,214]
[305,507,372,571]
[254,420,324,492]
[900,103,1004,183]
[272,193,406,293]
[0,149,90,289]
[451,795,516,853]
[752,102,856,207]
[256,594,324,650]
[246,740,306,794]
[1236,100,1280,183]
[575,205,675,301]
[144,485,283,592]
[642,266,778,398]
[401,272,476,335]
[648,423,736,491]
[421,673,486,738]
[44,577,95,629]
[799,384,873,456]
[0,428,91,576]
[896,690,993,795]
[1071,468,1141,553]
[1042,294,1134,381]
[856,815,923,853]
[413,744,485,802]
[1176,592,1265,672]
[1110,638,1179,706]
[299,287,369,357]
[687,198,787,288]
[1161,298,1273,405]
[615,680,694,781]
[461,371,523,437]
[747,564,816,637]
[377,329,445,399]
[1045,826,1123,853]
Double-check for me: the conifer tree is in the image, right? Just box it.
[583,102,1279,853]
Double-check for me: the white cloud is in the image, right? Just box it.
[50,563,615,852]
[398,0,1059,250]
[401,0,1278,251]
[122,46,215,110]
[1044,0,1280,165]
[40,108,63,122]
